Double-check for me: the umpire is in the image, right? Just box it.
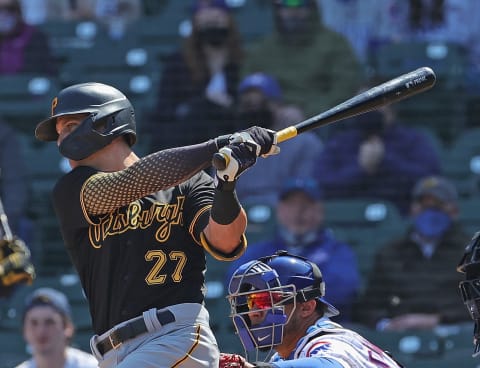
[34,82,277,367]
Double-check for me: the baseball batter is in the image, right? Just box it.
[34,82,277,367]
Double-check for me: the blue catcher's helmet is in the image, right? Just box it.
[227,250,338,357]
[35,82,136,161]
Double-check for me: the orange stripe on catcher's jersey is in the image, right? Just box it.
[172,325,202,367]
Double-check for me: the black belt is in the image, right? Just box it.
[96,309,175,355]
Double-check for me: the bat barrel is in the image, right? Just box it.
[212,67,436,170]
[295,66,436,135]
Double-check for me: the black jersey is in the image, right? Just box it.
[53,166,218,334]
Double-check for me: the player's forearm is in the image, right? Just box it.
[205,208,247,251]
[82,139,220,215]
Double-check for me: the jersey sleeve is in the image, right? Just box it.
[178,171,214,244]
[299,333,402,368]
[180,171,247,260]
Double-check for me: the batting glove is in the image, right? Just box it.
[213,134,232,150]
[215,143,257,186]
[229,126,280,158]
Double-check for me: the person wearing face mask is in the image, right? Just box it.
[0,0,56,75]
[147,0,244,151]
[314,104,442,216]
[242,0,363,118]
[233,72,323,206]
[353,175,471,331]
[226,177,360,322]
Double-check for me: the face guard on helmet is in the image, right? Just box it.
[227,250,339,360]
[35,82,136,161]
[458,231,480,357]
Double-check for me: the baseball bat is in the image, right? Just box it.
[212,66,436,170]
[0,197,13,241]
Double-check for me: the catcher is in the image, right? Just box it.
[220,251,404,368]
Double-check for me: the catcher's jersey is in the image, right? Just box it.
[53,166,218,335]
[270,318,403,368]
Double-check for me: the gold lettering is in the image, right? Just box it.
[51,97,58,116]
[88,197,185,248]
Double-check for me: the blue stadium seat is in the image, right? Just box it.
[323,199,407,286]
[443,128,480,199]
[0,74,60,134]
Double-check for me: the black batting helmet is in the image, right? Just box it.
[35,82,136,160]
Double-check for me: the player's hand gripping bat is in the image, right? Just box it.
[212,66,436,170]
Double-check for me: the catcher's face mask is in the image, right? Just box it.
[457,231,480,357]
[459,278,480,357]
[227,259,296,361]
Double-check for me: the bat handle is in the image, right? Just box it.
[276,126,298,143]
[211,126,299,170]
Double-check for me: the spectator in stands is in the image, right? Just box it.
[233,72,322,206]
[368,0,480,69]
[0,0,56,75]
[147,0,244,151]
[353,175,470,331]
[20,0,142,37]
[226,177,360,322]
[242,0,364,118]
[370,0,479,44]
[316,0,378,62]
[16,287,98,368]
[314,107,441,215]
[92,0,143,40]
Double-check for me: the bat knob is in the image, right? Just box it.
[212,153,227,170]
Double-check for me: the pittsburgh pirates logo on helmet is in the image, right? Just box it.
[51,97,58,116]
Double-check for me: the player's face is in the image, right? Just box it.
[194,7,230,29]
[55,113,89,146]
[277,192,324,235]
[23,306,73,355]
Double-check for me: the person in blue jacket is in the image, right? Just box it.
[314,107,441,216]
[226,177,360,322]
